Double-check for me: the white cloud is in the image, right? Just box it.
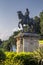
[12,27,19,32]
[0,31,12,40]
[0,27,22,40]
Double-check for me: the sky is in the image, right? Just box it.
[0,0,43,40]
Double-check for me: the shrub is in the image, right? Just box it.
[0,52,39,65]
[4,52,16,65]
[0,50,6,62]
[13,52,38,65]
[0,50,6,65]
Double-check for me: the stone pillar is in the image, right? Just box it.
[16,37,23,53]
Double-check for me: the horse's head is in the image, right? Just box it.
[17,11,23,20]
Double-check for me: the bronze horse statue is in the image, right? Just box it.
[17,10,36,32]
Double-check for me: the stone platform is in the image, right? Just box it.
[14,32,40,53]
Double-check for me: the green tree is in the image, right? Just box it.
[1,30,21,51]
[9,30,21,46]
[1,40,12,51]
[34,16,41,34]
[40,11,43,35]
[0,39,2,45]
[0,50,6,62]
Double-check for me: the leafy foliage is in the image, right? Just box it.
[34,16,41,34]
[0,50,6,62]
[0,49,43,65]
[40,11,43,35]
[0,39,2,45]
[0,52,39,65]
[14,52,38,65]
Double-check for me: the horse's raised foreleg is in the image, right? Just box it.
[18,22,21,28]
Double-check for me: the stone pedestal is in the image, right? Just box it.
[15,32,39,53]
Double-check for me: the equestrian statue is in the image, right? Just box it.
[17,8,37,33]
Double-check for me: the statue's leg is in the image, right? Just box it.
[18,22,20,28]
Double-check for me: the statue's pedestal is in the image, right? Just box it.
[15,32,39,53]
